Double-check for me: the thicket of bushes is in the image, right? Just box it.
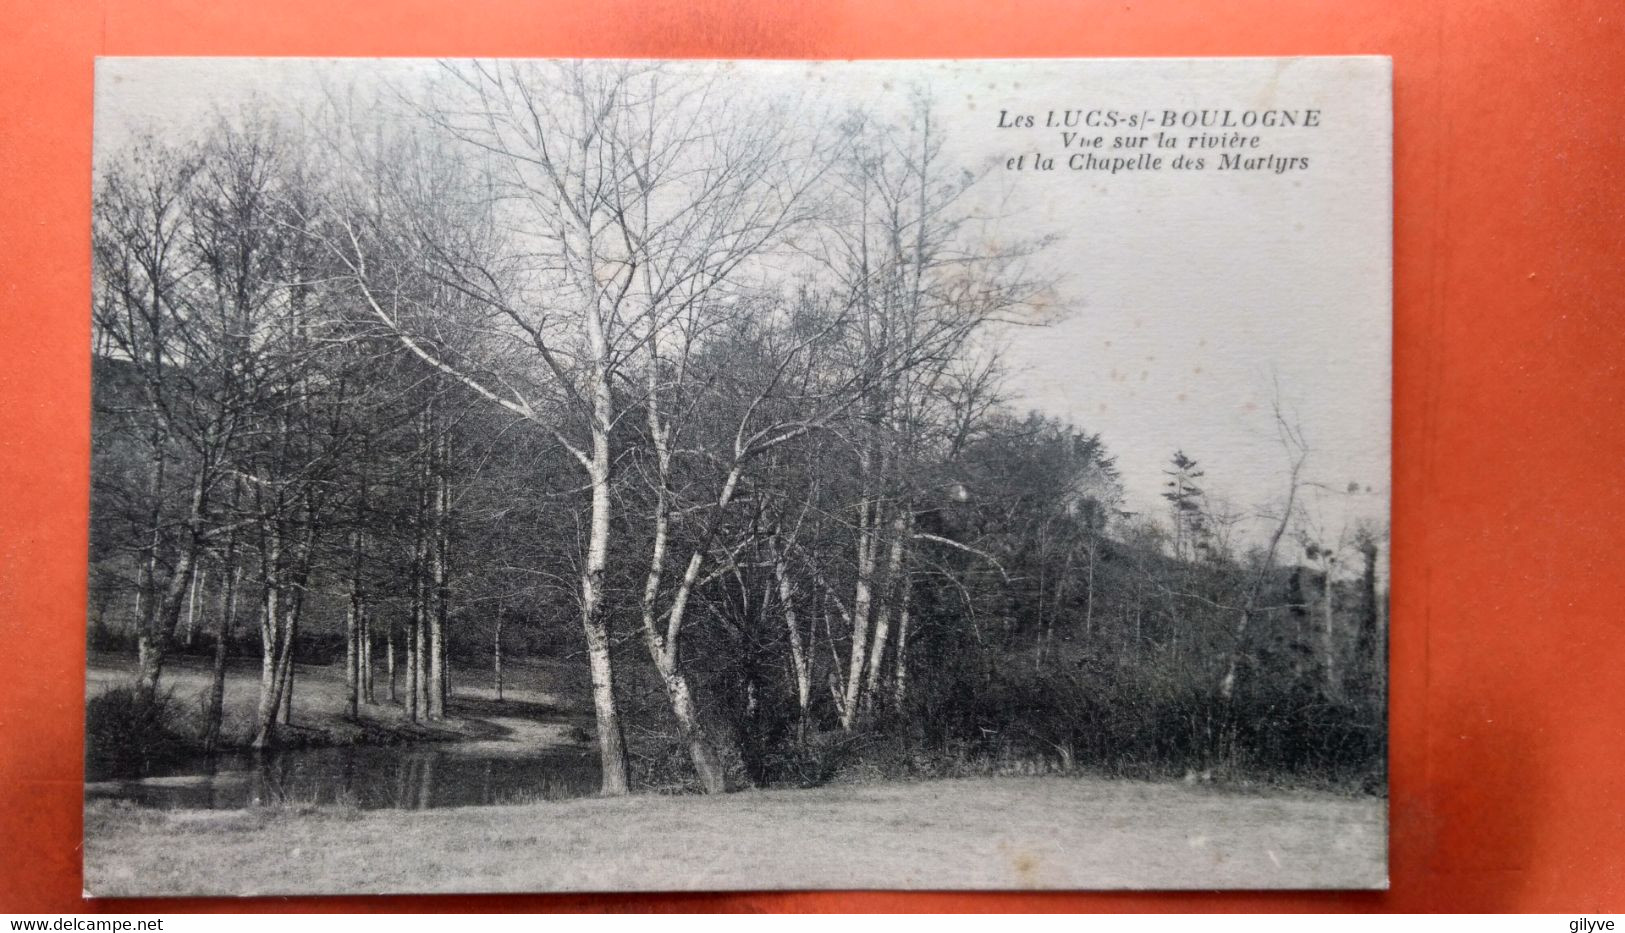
[625,618,1386,796]
[85,686,192,781]
[631,507,1388,795]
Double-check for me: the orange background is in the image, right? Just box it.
[2,0,1622,913]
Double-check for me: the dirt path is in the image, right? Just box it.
[442,699,589,756]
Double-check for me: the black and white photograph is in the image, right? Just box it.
[82,56,1392,896]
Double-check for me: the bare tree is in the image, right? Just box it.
[1218,400,1310,704]
[312,61,835,792]
[92,138,201,695]
[808,97,1056,728]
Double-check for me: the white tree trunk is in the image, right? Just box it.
[251,523,284,750]
[842,496,882,728]
[361,610,374,705]
[183,570,202,647]
[582,369,631,795]
[772,542,812,733]
[492,606,503,702]
[863,511,911,715]
[892,584,914,708]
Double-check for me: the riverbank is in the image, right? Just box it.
[84,774,1386,895]
[86,653,590,775]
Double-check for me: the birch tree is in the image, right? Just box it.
[92,139,202,695]
[315,61,832,792]
[810,98,1056,728]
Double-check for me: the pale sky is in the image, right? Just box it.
[96,57,1391,551]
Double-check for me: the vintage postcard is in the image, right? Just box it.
[84,56,1391,895]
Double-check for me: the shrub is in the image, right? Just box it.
[85,685,192,780]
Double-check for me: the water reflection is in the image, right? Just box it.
[87,744,601,810]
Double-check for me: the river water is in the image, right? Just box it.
[85,743,603,810]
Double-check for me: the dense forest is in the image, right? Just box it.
[87,61,1386,796]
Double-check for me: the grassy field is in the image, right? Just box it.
[85,775,1386,895]
[87,655,1385,893]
